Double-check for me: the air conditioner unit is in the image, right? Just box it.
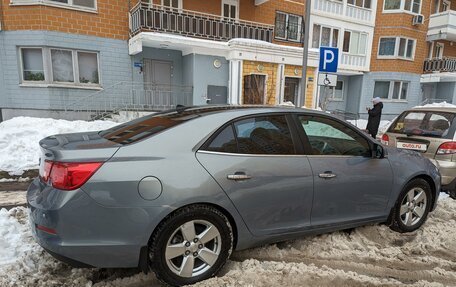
[412,14,424,25]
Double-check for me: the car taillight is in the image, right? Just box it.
[47,162,103,190]
[39,160,54,182]
[381,134,389,145]
[436,142,456,155]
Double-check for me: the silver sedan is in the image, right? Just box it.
[27,106,440,286]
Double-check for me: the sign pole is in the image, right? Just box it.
[300,0,311,108]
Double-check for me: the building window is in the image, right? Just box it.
[384,0,421,14]
[347,0,372,9]
[21,48,45,82]
[374,81,409,101]
[12,0,97,9]
[222,0,238,20]
[342,30,367,55]
[51,49,74,83]
[162,0,181,9]
[330,81,344,100]
[378,37,415,60]
[274,11,303,42]
[312,24,339,48]
[20,47,100,87]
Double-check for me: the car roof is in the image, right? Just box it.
[159,105,325,119]
[411,106,456,113]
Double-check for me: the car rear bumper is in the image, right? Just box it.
[431,159,456,189]
[27,178,164,268]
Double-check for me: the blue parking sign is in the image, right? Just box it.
[319,47,339,73]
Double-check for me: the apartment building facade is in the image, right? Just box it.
[0,0,382,120]
[422,0,456,105]
[0,0,133,120]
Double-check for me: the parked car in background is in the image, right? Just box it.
[382,106,456,199]
[28,106,440,286]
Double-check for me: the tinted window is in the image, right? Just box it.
[233,116,295,155]
[299,116,370,156]
[206,125,237,153]
[389,111,455,138]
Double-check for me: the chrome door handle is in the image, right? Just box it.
[227,174,252,180]
[319,172,337,179]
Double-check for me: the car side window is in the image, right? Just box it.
[299,115,371,157]
[205,125,238,153]
[233,115,295,155]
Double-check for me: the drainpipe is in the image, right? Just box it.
[300,0,311,108]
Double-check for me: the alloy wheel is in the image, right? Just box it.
[399,187,427,227]
[165,220,222,278]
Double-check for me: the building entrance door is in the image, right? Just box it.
[243,74,266,105]
[284,77,300,105]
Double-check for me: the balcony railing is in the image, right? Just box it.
[424,57,456,73]
[340,53,367,70]
[129,2,274,43]
[313,0,373,23]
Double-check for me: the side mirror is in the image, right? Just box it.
[373,144,385,159]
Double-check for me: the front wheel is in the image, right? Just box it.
[149,205,233,286]
[389,178,432,233]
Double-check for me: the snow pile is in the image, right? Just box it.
[0,117,119,175]
[1,198,455,286]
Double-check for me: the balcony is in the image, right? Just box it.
[340,53,367,70]
[428,11,456,41]
[423,57,456,73]
[313,0,374,23]
[129,2,274,43]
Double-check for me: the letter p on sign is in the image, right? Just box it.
[319,47,339,73]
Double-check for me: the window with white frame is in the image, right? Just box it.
[162,0,181,9]
[384,0,421,14]
[21,48,45,82]
[378,37,415,60]
[374,81,409,101]
[222,0,238,20]
[329,81,344,100]
[347,0,372,9]
[342,30,367,55]
[275,11,303,42]
[11,0,96,9]
[312,24,339,48]
[20,47,100,86]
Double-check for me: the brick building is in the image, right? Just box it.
[0,0,132,120]
[0,0,382,120]
[422,0,456,105]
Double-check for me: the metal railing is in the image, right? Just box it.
[424,57,456,73]
[64,82,193,120]
[330,109,360,121]
[129,2,274,42]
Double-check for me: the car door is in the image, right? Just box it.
[295,114,393,226]
[196,114,314,237]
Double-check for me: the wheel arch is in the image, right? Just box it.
[412,174,438,211]
[147,202,239,251]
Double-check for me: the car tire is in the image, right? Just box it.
[389,178,432,233]
[149,204,233,286]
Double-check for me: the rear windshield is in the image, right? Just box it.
[100,106,252,145]
[389,110,456,139]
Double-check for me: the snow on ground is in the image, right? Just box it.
[348,119,392,136]
[0,197,455,287]
[414,101,456,109]
[0,117,119,175]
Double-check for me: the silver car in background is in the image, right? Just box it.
[28,106,440,286]
[382,106,456,198]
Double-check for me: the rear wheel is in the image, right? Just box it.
[389,178,432,233]
[149,205,233,286]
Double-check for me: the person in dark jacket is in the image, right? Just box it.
[366,97,383,138]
